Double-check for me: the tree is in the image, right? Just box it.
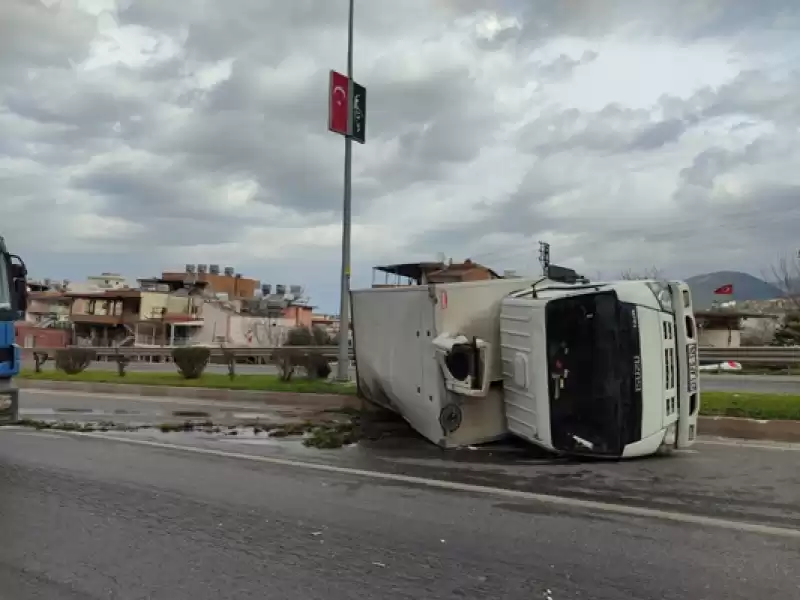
[766,255,800,312]
[764,255,800,346]
[772,312,800,346]
[740,318,779,346]
[619,266,663,281]
[273,326,335,381]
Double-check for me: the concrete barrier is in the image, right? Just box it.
[697,416,800,443]
[16,378,359,411]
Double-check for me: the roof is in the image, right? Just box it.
[64,289,141,299]
[28,291,68,300]
[373,262,446,281]
[374,260,499,283]
[694,309,780,319]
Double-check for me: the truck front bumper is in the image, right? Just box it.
[0,382,19,424]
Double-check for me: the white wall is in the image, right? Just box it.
[699,328,741,348]
[190,301,293,346]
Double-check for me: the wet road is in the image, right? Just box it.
[18,389,313,426]
[700,373,800,394]
[0,427,797,599]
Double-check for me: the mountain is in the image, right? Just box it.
[685,271,783,309]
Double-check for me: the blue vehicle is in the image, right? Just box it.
[0,236,27,423]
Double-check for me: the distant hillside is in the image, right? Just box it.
[686,271,783,309]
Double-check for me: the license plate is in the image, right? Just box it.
[687,343,698,393]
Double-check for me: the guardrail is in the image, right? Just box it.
[698,346,800,365]
[20,345,800,366]
[23,346,353,363]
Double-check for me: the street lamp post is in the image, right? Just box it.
[336,0,355,382]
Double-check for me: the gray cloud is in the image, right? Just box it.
[518,105,691,157]
[2,0,800,310]
[513,0,800,44]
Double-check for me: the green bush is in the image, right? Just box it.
[172,347,211,379]
[772,311,800,346]
[55,348,96,375]
[311,325,334,346]
[286,326,313,346]
[274,326,334,381]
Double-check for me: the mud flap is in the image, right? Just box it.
[0,386,19,424]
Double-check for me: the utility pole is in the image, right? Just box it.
[538,241,550,276]
[336,0,355,382]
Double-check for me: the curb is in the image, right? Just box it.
[16,379,359,410]
[697,416,800,443]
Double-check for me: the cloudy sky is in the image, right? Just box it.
[2,0,799,310]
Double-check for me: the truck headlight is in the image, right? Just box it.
[646,282,674,312]
[0,395,12,411]
[663,422,677,447]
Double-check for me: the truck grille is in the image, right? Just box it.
[0,346,13,364]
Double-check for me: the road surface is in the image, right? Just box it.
[18,389,308,426]
[0,425,798,599]
[699,373,800,394]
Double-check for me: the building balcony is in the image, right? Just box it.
[70,313,139,326]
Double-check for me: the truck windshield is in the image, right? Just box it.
[0,254,11,312]
[545,290,641,456]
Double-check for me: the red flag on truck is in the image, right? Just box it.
[713,284,733,295]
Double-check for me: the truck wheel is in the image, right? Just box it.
[439,404,462,434]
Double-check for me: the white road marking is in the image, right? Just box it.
[5,428,798,540]
[20,408,164,417]
[231,413,278,420]
[16,431,69,440]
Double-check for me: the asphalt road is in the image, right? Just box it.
[0,427,798,599]
[699,373,800,394]
[18,389,309,426]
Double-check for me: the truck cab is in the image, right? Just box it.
[0,236,28,423]
[501,279,699,458]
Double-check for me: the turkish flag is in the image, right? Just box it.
[328,70,349,136]
[713,284,733,295]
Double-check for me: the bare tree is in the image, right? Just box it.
[765,255,800,311]
[619,266,663,281]
[740,318,780,346]
[763,255,800,346]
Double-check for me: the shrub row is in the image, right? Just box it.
[37,325,338,381]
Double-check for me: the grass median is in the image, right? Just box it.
[18,369,357,395]
[700,391,800,421]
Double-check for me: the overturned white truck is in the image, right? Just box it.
[351,268,700,458]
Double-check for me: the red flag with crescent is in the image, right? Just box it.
[328,70,349,136]
[713,284,733,295]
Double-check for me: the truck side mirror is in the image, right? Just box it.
[9,255,27,315]
[14,278,27,314]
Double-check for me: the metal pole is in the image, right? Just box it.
[336,0,355,381]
